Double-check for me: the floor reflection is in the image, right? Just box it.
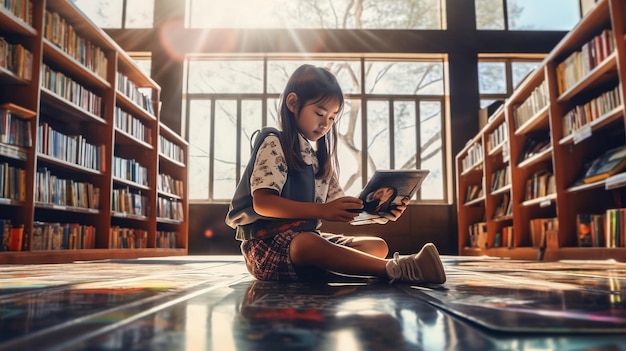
[2,257,626,351]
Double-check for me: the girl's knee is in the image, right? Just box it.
[371,238,389,257]
[289,232,325,264]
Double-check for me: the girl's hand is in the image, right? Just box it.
[388,197,410,220]
[322,196,363,222]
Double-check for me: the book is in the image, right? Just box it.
[349,169,429,225]
[583,145,626,184]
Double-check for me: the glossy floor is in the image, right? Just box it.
[0,255,625,351]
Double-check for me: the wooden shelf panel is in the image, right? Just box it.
[516,147,552,169]
[556,52,618,102]
[37,153,104,176]
[115,128,153,149]
[116,92,158,123]
[42,40,111,91]
[0,8,37,36]
[514,105,550,135]
[0,66,30,85]
[558,105,624,145]
[40,88,107,125]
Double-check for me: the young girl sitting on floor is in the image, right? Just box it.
[226,64,446,284]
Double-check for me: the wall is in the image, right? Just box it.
[189,204,456,256]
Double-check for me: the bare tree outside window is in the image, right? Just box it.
[476,0,579,31]
[72,0,153,28]
[188,0,442,29]
[73,0,123,28]
[478,58,543,108]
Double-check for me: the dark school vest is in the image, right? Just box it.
[225,127,317,240]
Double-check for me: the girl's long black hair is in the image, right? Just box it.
[278,64,344,179]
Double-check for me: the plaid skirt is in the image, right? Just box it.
[240,229,354,282]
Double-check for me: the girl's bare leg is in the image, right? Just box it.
[346,236,389,258]
[289,232,389,277]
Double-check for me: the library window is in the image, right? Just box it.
[186,0,443,29]
[185,58,447,203]
[478,57,543,108]
[72,0,154,28]
[475,0,581,31]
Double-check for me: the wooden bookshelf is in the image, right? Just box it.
[0,0,188,263]
[456,0,626,261]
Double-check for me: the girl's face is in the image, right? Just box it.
[288,93,340,141]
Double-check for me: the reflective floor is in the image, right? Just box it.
[1,255,626,351]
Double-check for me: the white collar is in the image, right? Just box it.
[298,133,317,166]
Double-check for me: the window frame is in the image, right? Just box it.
[184,56,449,205]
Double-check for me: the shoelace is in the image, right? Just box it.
[389,252,401,283]
[393,251,423,283]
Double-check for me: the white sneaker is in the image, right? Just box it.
[386,243,446,284]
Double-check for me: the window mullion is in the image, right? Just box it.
[209,98,216,201]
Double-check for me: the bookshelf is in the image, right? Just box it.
[456,0,626,261]
[0,0,188,263]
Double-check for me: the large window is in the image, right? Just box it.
[186,0,443,29]
[475,0,580,31]
[185,57,447,203]
[72,0,583,31]
[71,0,154,28]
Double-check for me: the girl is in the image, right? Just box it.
[226,64,446,284]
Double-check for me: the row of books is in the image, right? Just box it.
[513,79,548,129]
[43,8,108,80]
[486,120,507,152]
[37,122,104,171]
[35,168,100,209]
[0,107,32,148]
[0,37,33,80]
[0,142,27,160]
[464,184,483,203]
[159,135,185,163]
[115,106,152,144]
[529,217,558,248]
[461,142,483,172]
[158,173,184,197]
[493,193,512,219]
[468,222,487,249]
[157,198,184,221]
[562,84,622,137]
[109,227,148,249]
[112,187,148,216]
[157,231,178,249]
[578,144,626,185]
[1,0,32,25]
[32,222,96,251]
[556,29,615,95]
[524,169,555,201]
[490,167,509,192]
[0,162,25,201]
[577,209,626,248]
[117,72,155,115]
[113,156,148,186]
[0,219,25,251]
[493,225,513,248]
[41,64,104,118]
[517,130,551,165]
